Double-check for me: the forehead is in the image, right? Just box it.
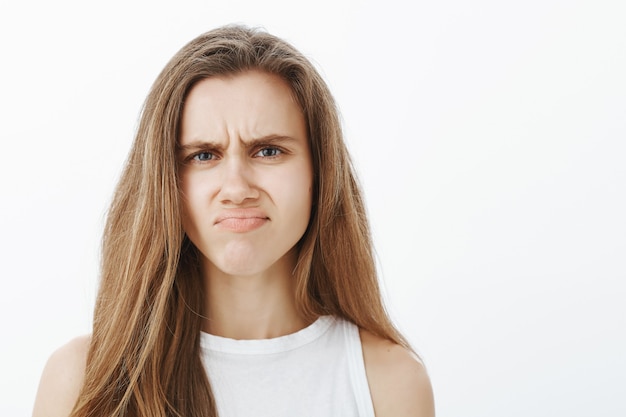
[179,71,305,145]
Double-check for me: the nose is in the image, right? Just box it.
[217,158,259,205]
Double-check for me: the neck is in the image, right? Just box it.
[201,250,309,339]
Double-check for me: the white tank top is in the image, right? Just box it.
[200,315,376,417]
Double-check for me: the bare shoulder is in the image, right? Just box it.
[32,335,91,417]
[360,329,435,417]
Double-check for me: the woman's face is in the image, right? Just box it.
[178,70,313,278]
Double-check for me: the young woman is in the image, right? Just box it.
[33,25,434,417]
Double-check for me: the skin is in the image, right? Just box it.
[177,71,313,339]
[32,70,435,417]
[32,335,89,417]
[361,330,435,416]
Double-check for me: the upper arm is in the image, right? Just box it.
[32,335,90,417]
[360,329,435,417]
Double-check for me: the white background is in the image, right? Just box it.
[1,0,625,416]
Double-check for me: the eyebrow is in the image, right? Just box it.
[177,134,298,154]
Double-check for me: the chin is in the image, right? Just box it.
[207,249,277,278]
[200,240,300,278]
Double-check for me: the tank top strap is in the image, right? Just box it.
[340,319,377,417]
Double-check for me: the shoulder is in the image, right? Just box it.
[360,329,435,417]
[32,335,91,417]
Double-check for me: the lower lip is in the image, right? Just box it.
[216,217,268,232]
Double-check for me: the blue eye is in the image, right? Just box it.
[193,152,215,161]
[257,147,281,157]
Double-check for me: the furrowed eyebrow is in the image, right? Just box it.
[244,135,297,148]
[176,140,223,154]
[177,135,297,154]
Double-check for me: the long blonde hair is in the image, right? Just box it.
[72,25,409,417]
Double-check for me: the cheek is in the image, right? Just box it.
[280,166,314,220]
[179,173,210,232]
